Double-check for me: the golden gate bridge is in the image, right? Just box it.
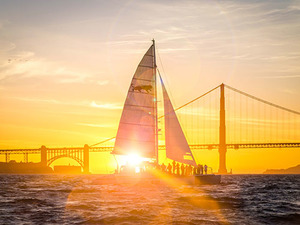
[1,83,299,174]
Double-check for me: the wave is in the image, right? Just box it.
[13,198,53,206]
[0,174,299,224]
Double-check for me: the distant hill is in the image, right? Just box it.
[0,161,53,174]
[263,164,300,174]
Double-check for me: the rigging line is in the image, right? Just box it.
[172,85,220,112]
[225,84,300,115]
[157,47,168,86]
[156,70,219,115]
[156,48,176,109]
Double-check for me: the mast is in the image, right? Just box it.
[153,39,159,163]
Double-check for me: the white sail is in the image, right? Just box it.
[160,76,197,166]
[113,44,156,158]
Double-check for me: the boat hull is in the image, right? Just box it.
[194,174,221,185]
[114,173,160,185]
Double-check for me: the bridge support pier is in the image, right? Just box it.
[5,153,10,163]
[40,145,47,166]
[83,144,89,174]
[24,153,28,163]
[218,84,228,174]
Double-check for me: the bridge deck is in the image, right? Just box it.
[0,143,299,154]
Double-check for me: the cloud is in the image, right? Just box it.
[280,88,297,95]
[10,97,61,104]
[0,41,16,52]
[0,50,111,86]
[97,80,109,85]
[76,123,112,128]
[260,75,300,79]
[105,40,149,46]
[9,97,122,111]
[90,101,122,110]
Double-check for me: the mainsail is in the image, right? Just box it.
[160,75,197,166]
[113,41,196,166]
[112,44,157,158]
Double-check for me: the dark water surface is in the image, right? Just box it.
[0,174,299,225]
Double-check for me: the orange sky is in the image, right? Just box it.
[0,0,299,173]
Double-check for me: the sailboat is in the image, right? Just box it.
[111,40,220,185]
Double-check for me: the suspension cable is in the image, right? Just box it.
[225,84,300,115]
[92,83,299,147]
[91,84,220,146]
[90,137,115,147]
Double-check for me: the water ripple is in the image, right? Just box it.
[0,174,299,224]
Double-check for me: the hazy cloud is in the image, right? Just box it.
[261,75,300,79]
[76,123,113,128]
[90,101,122,110]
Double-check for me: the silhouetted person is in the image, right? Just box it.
[181,164,185,176]
[204,164,208,175]
[196,164,200,174]
[200,164,203,175]
[188,165,192,176]
[161,163,166,172]
[156,163,160,171]
[184,165,187,176]
[172,160,176,174]
[193,166,196,175]
[154,161,158,170]
[176,163,180,175]
[186,165,190,176]
[167,163,172,174]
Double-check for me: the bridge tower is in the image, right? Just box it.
[218,83,228,174]
[83,144,90,174]
[40,145,47,166]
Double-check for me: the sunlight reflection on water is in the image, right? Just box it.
[0,174,299,224]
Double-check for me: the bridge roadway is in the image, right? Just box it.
[0,142,299,154]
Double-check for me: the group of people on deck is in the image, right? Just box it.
[158,161,208,176]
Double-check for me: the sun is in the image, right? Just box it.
[126,153,144,166]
